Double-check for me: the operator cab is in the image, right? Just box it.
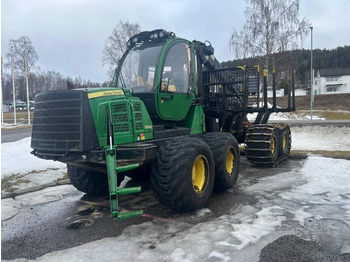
[115,30,196,123]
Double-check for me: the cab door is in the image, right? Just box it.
[155,41,195,121]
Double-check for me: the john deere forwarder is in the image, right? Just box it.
[31,29,295,219]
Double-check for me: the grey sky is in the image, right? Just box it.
[2,0,350,83]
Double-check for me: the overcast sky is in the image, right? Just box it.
[2,0,350,83]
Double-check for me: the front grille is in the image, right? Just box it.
[134,103,141,111]
[112,103,127,112]
[114,123,130,132]
[31,90,98,152]
[104,100,144,135]
[134,112,142,121]
[106,102,131,134]
[133,102,144,131]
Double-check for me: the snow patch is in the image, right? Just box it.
[208,250,231,262]
[1,137,66,179]
[293,207,313,226]
[280,156,350,218]
[1,198,21,221]
[291,126,350,151]
[169,248,192,262]
[1,168,67,194]
[194,208,211,218]
[247,111,325,121]
[1,123,28,129]
[228,206,286,250]
[15,185,76,206]
[1,185,76,221]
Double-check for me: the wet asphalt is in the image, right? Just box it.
[1,127,32,143]
[259,235,350,262]
[2,123,350,261]
[2,156,349,261]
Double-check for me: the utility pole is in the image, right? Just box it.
[310,26,314,120]
[25,42,30,125]
[11,46,17,126]
[1,58,4,124]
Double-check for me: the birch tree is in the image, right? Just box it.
[102,21,141,78]
[230,0,310,69]
[5,36,39,76]
[4,36,39,100]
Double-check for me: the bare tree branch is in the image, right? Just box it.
[102,21,141,79]
[230,0,310,69]
[4,36,39,77]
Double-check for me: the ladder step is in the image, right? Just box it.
[117,186,142,196]
[118,210,143,220]
[116,163,140,173]
[111,210,118,219]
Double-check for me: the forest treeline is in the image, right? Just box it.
[3,43,349,102]
[222,45,350,89]
[1,71,105,102]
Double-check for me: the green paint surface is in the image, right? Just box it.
[88,88,153,146]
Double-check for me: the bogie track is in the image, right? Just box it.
[245,123,291,167]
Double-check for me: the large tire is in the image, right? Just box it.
[67,165,124,196]
[279,125,291,158]
[151,137,215,212]
[201,132,240,191]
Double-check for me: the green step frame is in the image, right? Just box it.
[105,146,143,220]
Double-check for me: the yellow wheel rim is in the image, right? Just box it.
[271,136,277,155]
[192,156,208,194]
[282,133,288,150]
[226,147,235,175]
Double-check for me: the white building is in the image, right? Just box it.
[313,67,350,94]
[260,87,307,97]
[294,89,307,96]
[259,87,284,98]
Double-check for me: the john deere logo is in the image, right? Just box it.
[88,90,124,99]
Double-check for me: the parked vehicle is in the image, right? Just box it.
[31,30,295,219]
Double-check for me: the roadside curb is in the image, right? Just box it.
[1,179,71,199]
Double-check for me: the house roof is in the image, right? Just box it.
[3,99,25,104]
[319,67,350,77]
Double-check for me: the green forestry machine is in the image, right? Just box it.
[31,29,295,219]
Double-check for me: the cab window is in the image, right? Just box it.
[161,43,191,93]
[117,42,163,93]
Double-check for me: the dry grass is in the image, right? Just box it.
[3,112,33,119]
[57,172,68,182]
[294,110,350,120]
[1,174,31,193]
[2,112,33,130]
[316,111,350,120]
[270,93,350,111]
[291,150,350,160]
